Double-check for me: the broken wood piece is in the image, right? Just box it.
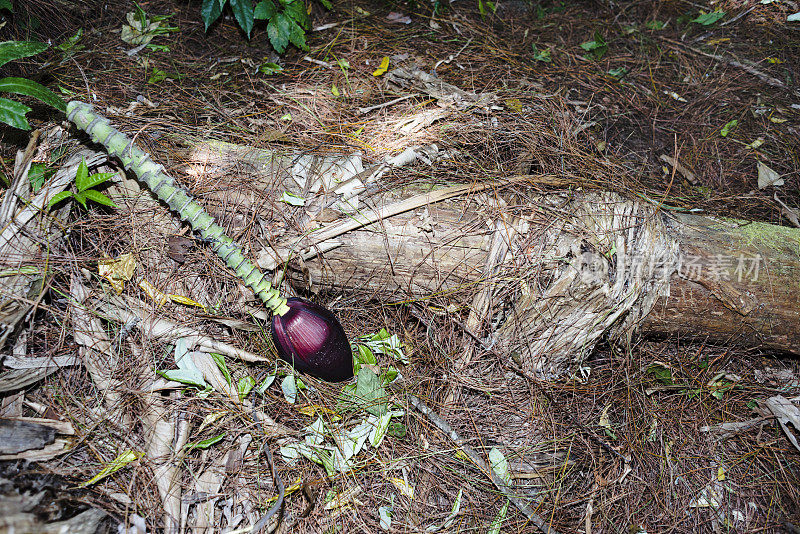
[0,417,75,460]
[659,154,698,185]
[386,62,496,109]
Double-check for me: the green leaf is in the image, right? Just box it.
[238,376,256,401]
[310,446,335,476]
[229,0,255,38]
[580,31,607,60]
[159,369,209,388]
[284,0,309,29]
[254,0,276,19]
[478,0,497,16]
[72,191,88,209]
[487,500,509,534]
[148,67,167,84]
[692,11,725,25]
[608,67,627,79]
[78,450,143,488]
[0,96,31,130]
[379,503,393,531]
[337,367,388,416]
[383,366,399,383]
[531,43,551,62]
[81,189,117,208]
[356,344,376,365]
[0,0,13,12]
[0,41,48,69]
[279,190,305,205]
[720,119,738,137]
[256,372,276,394]
[28,162,54,193]
[210,352,232,385]
[267,12,290,53]
[646,363,673,385]
[318,0,332,9]
[185,433,226,450]
[201,0,225,30]
[77,171,117,192]
[387,420,406,438]
[74,158,89,191]
[287,17,308,51]
[281,374,297,403]
[369,411,393,448]
[259,61,283,75]
[489,447,511,484]
[56,28,84,52]
[427,489,462,531]
[645,20,666,30]
[361,328,406,364]
[46,190,73,209]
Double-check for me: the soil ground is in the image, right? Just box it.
[1,0,799,533]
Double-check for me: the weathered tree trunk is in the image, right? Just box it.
[178,139,800,377]
[264,185,800,377]
[279,199,800,358]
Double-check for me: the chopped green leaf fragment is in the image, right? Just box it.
[608,67,628,79]
[79,450,143,488]
[531,43,551,62]
[185,433,226,450]
[259,62,283,75]
[645,20,666,30]
[580,31,607,60]
[28,163,55,193]
[56,29,84,53]
[211,352,231,385]
[282,374,297,404]
[338,367,388,416]
[238,376,255,400]
[279,191,305,206]
[720,119,738,137]
[692,11,725,25]
[647,363,674,385]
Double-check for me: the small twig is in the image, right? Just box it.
[302,56,333,69]
[774,194,800,228]
[358,93,419,114]
[720,5,757,26]
[434,37,473,71]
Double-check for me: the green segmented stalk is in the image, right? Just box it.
[67,100,289,316]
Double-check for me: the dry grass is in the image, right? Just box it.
[0,0,798,532]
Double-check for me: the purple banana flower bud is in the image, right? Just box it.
[271,297,354,382]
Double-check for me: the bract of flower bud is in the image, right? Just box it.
[270,297,354,382]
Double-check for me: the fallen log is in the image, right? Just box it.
[174,140,800,378]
